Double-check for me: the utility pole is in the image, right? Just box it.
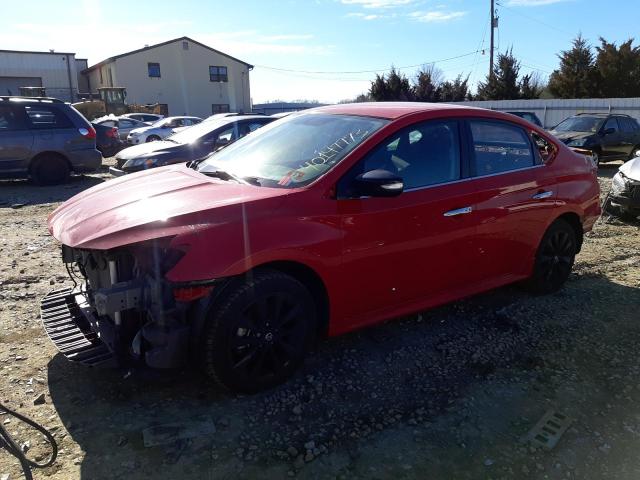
[489,0,497,79]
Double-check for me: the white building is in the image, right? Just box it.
[82,37,253,118]
[0,49,87,101]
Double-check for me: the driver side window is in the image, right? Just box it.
[338,120,461,198]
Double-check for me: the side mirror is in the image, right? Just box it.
[602,127,616,135]
[352,169,403,198]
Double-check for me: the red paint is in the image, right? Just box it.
[49,103,601,337]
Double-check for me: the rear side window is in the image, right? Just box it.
[469,120,534,176]
[0,105,27,130]
[25,105,73,129]
[620,117,638,133]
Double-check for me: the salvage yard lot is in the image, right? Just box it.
[0,162,639,479]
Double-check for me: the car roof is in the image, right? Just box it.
[312,102,493,120]
[0,96,65,104]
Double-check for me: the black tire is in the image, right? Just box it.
[30,154,70,185]
[628,147,640,161]
[201,270,317,393]
[146,135,161,142]
[524,219,577,294]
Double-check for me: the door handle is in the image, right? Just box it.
[443,206,472,217]
[532,190,553,200]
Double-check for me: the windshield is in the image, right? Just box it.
[167,119,229,144]
[554,116,603,133]
[197,113,388,188]
[151,118,170,128]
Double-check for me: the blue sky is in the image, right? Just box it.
[1,0,638,103]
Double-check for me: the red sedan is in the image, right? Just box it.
[44,103,600,393]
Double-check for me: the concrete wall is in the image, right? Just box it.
[454,98,640,129]
[85,39,251,118]
[0,51,79,101]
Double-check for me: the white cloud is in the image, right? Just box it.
[340,0,415,8]
[409,10,467,22]
[505,0,571,5]
[346,12,385,19]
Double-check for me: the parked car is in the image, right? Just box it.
[127,116,202,144]
[604,153,640,221]
[506,111,542,127]
[121,113,164,123]
[44,103,600,393]
[549,113,640,166]
[0,96,101,184]
[94,115,149,140]
[110,115,273,176]
[92,122,124,158]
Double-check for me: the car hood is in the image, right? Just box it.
[116,141,180,160]
[549,131,593,143]
[620,156,640,181]
[129,125,157,135]
[48,165,290,250]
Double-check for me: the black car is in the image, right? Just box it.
[550,113,640,166]
[110,115,274,176]
[92,122,124,158]
[0,96,101,184]
[506,111,543,127]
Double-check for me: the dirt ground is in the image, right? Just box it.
[0,160,639,480]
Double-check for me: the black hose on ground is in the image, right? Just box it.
[0,402,58,480]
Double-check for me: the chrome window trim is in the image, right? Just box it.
[402,164,545,194]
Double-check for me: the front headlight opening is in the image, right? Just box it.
[612,172,628,193]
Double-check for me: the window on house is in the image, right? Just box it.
[99,68,103,84]
[108,68,113,87]
[182,41,189,50]
[212,104,230,114]
[148,62,161,78]
[209,66,228,82]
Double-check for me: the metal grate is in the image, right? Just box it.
[522,410,572,451]
[41,288,114,367]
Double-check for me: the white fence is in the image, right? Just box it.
[453,98,640,128]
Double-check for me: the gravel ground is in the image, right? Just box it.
[0,160,639,479]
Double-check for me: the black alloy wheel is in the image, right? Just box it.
[525,219,577,294]
[202,270,316,393]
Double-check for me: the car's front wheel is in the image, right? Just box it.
[146,135,161,142]
[201,270,317,393]
[524,219,577,294]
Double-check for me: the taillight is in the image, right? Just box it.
[106,127,118,138]
[79,126,96,139]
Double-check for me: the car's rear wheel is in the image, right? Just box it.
[524,219,577,294]
[146,135,161,142]
[201,270,317,393]
[30,154,70,185]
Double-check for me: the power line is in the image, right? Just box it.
[495,1,574,36]
[253,50,480,75]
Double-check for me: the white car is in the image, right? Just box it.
[126,116,203,144]
[121,113,165,123]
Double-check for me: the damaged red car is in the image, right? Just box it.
[42,103,601,393]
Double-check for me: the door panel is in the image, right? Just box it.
[600,118,626,159]
[466,119,559,280]
[0,105,33,173]
[336,119,484,329]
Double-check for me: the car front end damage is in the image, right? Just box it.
[41,242,213,370]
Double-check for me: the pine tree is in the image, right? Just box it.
[476,49,522,100]
[414,64,443,102]
[548,35,599,98]
[369,67,414,101]
[595,38,640,98]
[440,75,470,102]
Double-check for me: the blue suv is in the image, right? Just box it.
[0,97,102,184]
